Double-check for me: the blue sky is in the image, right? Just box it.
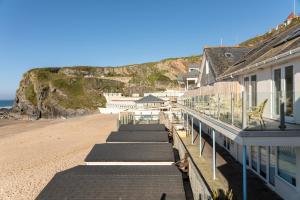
[0,0,296,99]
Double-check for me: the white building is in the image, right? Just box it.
[180,24,300,200]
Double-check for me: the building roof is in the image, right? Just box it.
[287,12,297,21]
[119,124,166,131]
[187,70,200,78]
[204,46,252,77]
[36,165,186,200]
[135,95,164,104]
[106,131,169,143]
[85,143,174,163]
[188,63,201,69]
[222,23,300,76]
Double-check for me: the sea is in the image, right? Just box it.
[0,100,14,109]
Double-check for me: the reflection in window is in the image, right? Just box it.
[269,146,276,186]
[277,147,296,186]
[259,146,267,178]
[251,146,257,171]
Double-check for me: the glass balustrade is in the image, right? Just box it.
[181,91,300,131]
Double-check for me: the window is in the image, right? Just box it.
[225,52,233,58]
[277,147,296,186]
[223,136,231,151]
[259,146,267,178]
[251,146,258,171]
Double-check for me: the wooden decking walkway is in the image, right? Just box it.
[179,129,282,200]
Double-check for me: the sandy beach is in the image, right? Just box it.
[0,114,117,200]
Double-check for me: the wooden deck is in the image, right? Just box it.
[179,129,282,200]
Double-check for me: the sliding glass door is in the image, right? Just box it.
[244,75,257,110]
[273,66,294,121]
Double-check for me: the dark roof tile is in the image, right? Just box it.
[119,124,166,131]
[135,95,164,103]
[106,131,169,143]
[36,165,186,200]
[205,46,252,76]
[85,143,174,163]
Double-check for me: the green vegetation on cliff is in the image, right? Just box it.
[15,54,200,118]
[24,83,37,106]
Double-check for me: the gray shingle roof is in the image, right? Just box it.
[85,143,174,163]
[205,46,252,77]
[135,95,164,103]
[119,124,166,131]
[106,131,169,143]
[223,23,300,76]
[35,165,186,200]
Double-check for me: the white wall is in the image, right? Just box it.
[293,59,300,124]
[239,57,300,123]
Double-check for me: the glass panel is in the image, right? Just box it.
[277,147,296,186]
[251,146,257,171]
[233,92,243,128]
[285,66,294,117]
[244,77,250,110]
[269,146,276,186]
[251,75,257,107]
[274,69,281,115]
[259,146,267,178]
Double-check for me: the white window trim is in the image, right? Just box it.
[276,146,297,189]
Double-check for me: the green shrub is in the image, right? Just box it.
[25,83,37,105]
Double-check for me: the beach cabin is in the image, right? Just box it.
[135,94,165,109]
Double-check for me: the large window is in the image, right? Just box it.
[251,146,258,171]
[223,136,231,151]
[259,146,267,178]
[277,147,297,186]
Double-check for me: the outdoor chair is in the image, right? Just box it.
[248,99,268,127]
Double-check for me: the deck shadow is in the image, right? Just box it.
[201,133,282,200]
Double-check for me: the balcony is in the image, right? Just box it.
[178,82,300,146]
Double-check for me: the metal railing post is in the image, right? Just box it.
[231,92,234,125]
[279,101,286,130]
[199,121,202,157]
[243,145,247,200]
[191,116,194,144]
[212,129,216,180]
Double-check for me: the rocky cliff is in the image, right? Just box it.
[13,56,201,119]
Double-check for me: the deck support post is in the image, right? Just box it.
[212,129,216,180]
[243,145,247,200]
[199,121,202,157]
[191,116,194,144]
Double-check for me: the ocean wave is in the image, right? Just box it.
[0,106,12,109]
